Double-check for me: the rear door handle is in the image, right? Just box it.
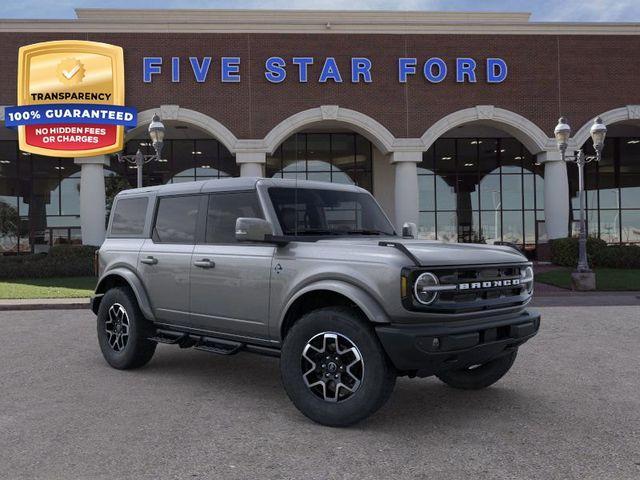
[140,256,158,265]
[193,259,215,269]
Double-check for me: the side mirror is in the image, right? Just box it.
[235,217,272,242]
[402,222,417,239]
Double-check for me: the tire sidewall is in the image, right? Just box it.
[97,287,150,369]
[280,307,395,426]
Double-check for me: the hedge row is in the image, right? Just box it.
[550,237,640,268]
[0,245,96,279]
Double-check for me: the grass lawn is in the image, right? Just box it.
[536,268,640,291]
[0,276,96,299]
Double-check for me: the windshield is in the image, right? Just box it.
[268,187,396,236]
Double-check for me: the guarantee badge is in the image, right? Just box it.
[5,40,136,157]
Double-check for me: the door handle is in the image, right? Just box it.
[193,259,215,269]
[140,256,158,265]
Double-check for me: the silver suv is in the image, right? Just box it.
[92,177,539,426]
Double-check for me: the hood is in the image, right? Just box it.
[314,237,527,266]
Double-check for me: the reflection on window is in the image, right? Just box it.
[418,138,543,248]
[266,133,373,192]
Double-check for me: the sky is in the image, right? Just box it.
[0,0,639,22]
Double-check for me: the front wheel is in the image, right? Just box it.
[436,350,518,390]
[280,306,396,427]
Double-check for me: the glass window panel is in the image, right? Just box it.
[456,175,479,210]
[46,216,80,227]
[31,155,59,178]
[332,134,355,172]
[418,175,435,211]
[457,138,478,173]
[332,171,355,185]
[479,175,501,211]
[0,141,18,177]
[524,211,536,246]
[523,174,536,210]
[32,178,59,215]
[17,152,32,180]
[306,134,331,172]
[619,138,640,174]
[418,211,436,240]
[51,228,70,246]
[206,192,263,244]
[111,197,148,236]
[0,194,20,253]
[599,209,621,244]
[60,177,80,215]
[436,211,457,242]
[500,138,523,174]
[59,157,80,177]
[352,170,372,191]
[154,195,199,244]
[419,147,434,171]
[435,175,456,210]
[266,146,282,178]
[621,210,640,243]
[434,139,456,176]
[171,140,195,177]
[194,139,218,175]
[308,172,332,183]
[218,145,238,178]
[502,211,523,245]
[535,174,544,210]
[620,174,640,209]
[481,210,502,243]
[501,175,523,210]
[478,138,499,174]
[457,210,481,243]
[598,172,618,209]
[355,134,371,169]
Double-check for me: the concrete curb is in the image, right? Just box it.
[0,298,90,311]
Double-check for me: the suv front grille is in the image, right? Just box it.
[404,263,532,314]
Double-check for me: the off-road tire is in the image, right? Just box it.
[280,306,396,427]
[436,350,518,390]
[97,287,157,370]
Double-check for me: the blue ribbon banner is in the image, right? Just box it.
[4,104,138,128]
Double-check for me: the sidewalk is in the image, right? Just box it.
[0,297,90,311]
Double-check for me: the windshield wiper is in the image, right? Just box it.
[344,229,388,235]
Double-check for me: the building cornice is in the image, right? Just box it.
[0,9,638,35]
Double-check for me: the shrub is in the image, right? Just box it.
[550,237,640,268]
[0,245,96,279]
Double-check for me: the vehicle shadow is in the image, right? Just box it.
[124,346,545,430]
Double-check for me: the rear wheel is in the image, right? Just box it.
[97,287,156,370]
[280,306,396,427]
[436,350,518,390]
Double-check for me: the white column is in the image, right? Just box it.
[236,151,266,177]
[74,155,108,246]
[538,151,569,240]
[391,151,421,232]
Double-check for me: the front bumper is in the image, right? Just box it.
[375,309,540,377]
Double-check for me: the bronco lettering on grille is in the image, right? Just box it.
[458,278,521,290]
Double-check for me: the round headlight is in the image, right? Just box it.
[414,272,440,305]
[521,266,534,293]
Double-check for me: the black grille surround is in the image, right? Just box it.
[402,262,533,314]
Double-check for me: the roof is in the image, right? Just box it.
[0,9,638,35]
[116,176,365,197]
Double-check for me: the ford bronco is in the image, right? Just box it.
[92,177,539,426]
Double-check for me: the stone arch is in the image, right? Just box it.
[127,105,239,153]
[420,105,552,154]
[572,105,640,148]
[263,105,396,155]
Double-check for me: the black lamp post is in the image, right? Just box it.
[554,116,607,274]
[117,113,166,188]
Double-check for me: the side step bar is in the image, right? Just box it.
[148,329,280,358]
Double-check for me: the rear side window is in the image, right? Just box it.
[110,197,148,236]
[205,192,263,243]
[153,195,200,244]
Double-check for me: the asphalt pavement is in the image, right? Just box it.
[0,307,638,480]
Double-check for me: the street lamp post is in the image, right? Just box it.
[117,113,166,188]
[553,116,607,278]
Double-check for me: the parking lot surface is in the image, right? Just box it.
[1,307,638,480]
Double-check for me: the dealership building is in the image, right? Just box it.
[0,8,639,254]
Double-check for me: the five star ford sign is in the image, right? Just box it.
[4,40,137,158]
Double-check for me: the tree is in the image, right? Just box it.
[104,174,132,216]
[0,201,20,250]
